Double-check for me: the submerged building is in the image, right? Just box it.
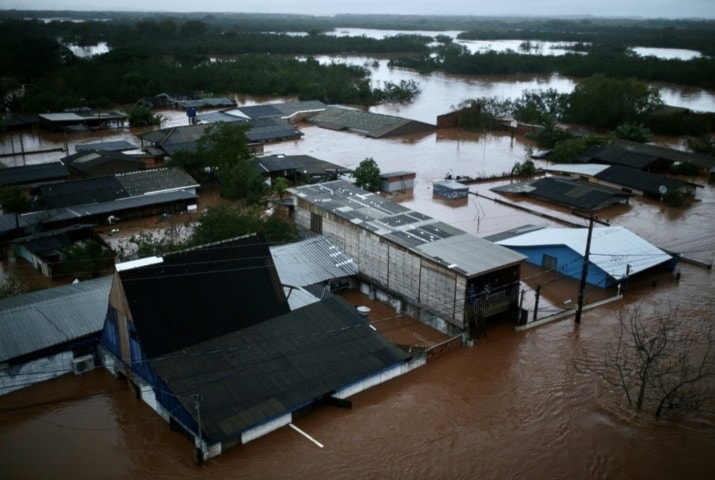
[289,180,526,339]
[98,235,414,461]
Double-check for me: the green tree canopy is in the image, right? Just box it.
[564,74,663,129]
[191,204,296,246]
[353,157,382,192]
[169,122,267,203]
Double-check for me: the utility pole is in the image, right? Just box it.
[193,394,206,464]
[575,215,595,324]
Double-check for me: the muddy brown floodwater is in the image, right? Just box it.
[2,86,715,478]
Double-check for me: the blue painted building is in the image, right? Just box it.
[494,226,677,288]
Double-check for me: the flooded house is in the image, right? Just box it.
[492,225,677,289]
[21,168,199,231]
[0,276,112,396]
[98,235,416,461]
[490,176,633,211]
[289,180,526,339]
[9,224,114,279]
[308,105,435,138]
[544,164,698,199]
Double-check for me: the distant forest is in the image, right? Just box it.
[1,11,715,113]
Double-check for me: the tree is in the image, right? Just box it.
[614,123,652,143]
[353,157,382,192]
[549,135,605,163]
[0,274,25,299]
[191,204,296,246]
[525,115,573,148]
[564,75,664,130]
[58,239,116,279]
[0,187,32,214]
[191,204,262,246]
[585,305,715,418]
[272,177,290,199]
[169,122,267,203]
[124,104,165,127]
[511,160,537,176]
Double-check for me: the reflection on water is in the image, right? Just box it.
[1,45,715,478]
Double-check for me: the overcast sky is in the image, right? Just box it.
[2,0,714,19]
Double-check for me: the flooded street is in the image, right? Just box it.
[2,61,715,478]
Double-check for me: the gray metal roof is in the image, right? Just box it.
[115,168,199,196]
[251,154,301,173]
[309,105,434,138]
[21,190,197,224]
[0,162,69,186]
[237,100,326,119]
[175,98,235,109]
[290,180,524,277]
[75,140,138,152]
[149,295,409,444]
[491,177,633,211]
[270,236,358,288]
[0,276,112,362]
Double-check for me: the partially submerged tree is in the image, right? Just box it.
[0,274,25,299]
[191,204,296,246]
[564,74,663,130]
[124,104,164,127]
[353,157,382,192]
[585,305,715,418]
[0,187,32,214]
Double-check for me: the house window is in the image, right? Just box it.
[310,213,323,234]
[542,254,557,271]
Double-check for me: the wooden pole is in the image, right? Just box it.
[575,215,595,324]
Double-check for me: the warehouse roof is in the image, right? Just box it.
[308,105,434,138]
[290,180,524,277]
[117,235,290,359]
[149,294,410,444]
[0,162,69,187]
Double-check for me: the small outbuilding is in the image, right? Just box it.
[0,276,112,396]
[433,179,468,199]
[380,171,416,193]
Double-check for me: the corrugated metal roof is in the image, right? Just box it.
[495,226,673,278]
[270,236,358,288]
[115,168,199,196]
[238,100,326,119]
[21,190,197,224]
[595,165,688,196]
[491,176,632,211]
[309,106,434,138]
[290,180,525,277]
[75,140,137,152]
[120,235,290,359]
[544,164,609,177]
[0,276,112,362]
[39,176,128,208]
[0,162,68,186]
[149,295,409,444]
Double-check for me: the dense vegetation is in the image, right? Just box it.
[2,12,715,114]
